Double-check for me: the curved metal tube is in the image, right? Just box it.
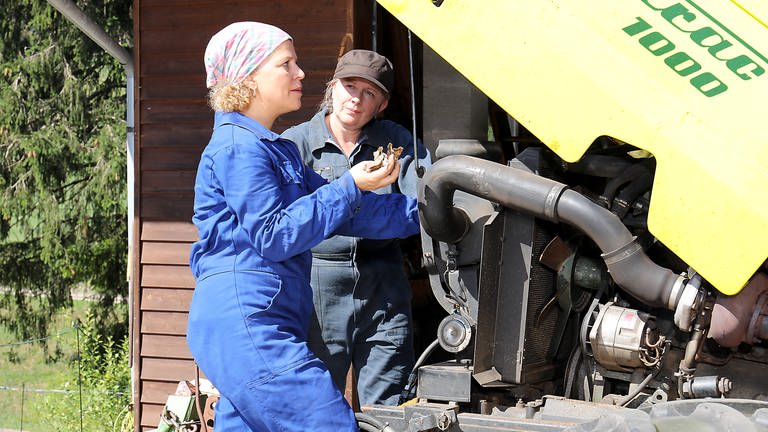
[418,155,682,309]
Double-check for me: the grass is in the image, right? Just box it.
[0,300,90,431]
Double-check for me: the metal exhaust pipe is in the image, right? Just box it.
[418,155,684,309]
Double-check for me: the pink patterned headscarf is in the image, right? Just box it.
[204,22,292,88]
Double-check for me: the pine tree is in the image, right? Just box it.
[0,0,133,344]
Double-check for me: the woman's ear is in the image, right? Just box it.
[376,98,389,115]
[244,74,259,94]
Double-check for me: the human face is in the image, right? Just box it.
[330,77,389,131]
[248,40,305,126]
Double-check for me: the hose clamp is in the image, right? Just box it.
[667,273,687,310]
[544,184,567,221]
[602,237,641,265]
[674,281,701,332]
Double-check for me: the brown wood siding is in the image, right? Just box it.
[133,0,359,429]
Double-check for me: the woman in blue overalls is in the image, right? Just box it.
[186,22,420,431]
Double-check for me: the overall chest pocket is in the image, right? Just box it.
[278,160,305,200]
[314,162,350,183]
[278,160,301,183]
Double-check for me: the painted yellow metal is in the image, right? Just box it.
[377,0,768,294]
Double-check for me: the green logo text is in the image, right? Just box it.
[624,0,766,97]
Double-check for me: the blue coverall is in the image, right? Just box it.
[281,109,431,405]
[187,111,420,431]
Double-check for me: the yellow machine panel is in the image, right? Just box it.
[378,0,768,294]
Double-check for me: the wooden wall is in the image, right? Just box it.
[133,0,360,429]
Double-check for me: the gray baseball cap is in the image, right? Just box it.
[333,49,394,94]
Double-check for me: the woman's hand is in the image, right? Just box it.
[349,154,400,191]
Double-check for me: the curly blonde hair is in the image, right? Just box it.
[208,79,257,112]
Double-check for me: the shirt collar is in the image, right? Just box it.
[214,111,281,141]
[302,109,333,154]
[307,108,374,154]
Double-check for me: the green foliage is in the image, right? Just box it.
[0,0,133,343]
[39,310,131,431]
[0,300,128,431]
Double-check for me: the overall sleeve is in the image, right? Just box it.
[212,136,362,262]
[333,191,420,239]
